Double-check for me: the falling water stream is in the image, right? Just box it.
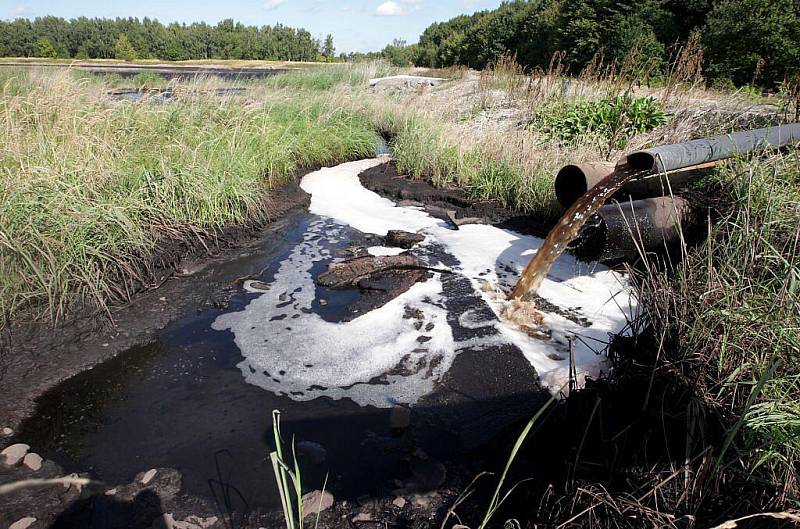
[511,165,645,299]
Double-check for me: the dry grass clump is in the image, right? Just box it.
[0,69,378,323]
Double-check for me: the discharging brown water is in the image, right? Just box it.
[510,164,644,299]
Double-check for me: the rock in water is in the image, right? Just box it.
[296,441,327,464]
[23,452,43,471]
[317,254,424,289]
[301,490,334,518]
[385,230,425,249]
[140,468,158,484]
[9,517,37,529]
[1,443,29,466]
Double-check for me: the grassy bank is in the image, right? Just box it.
[639,152,800,499]
[0,68,377,322]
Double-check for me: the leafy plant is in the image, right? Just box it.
[534,94,668,147]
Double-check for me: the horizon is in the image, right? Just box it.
[0,0,506,54]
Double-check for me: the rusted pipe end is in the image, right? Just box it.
[554,162,617,208]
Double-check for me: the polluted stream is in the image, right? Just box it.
[15,157,637,513]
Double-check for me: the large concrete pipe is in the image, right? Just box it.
[570,196,691,261]
[626,123,800,173]
[555,162,715,208]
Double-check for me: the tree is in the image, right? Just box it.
[36,37,58,58]
[114,33,137,61]
[703,0,800,86]
[323,34,335,61]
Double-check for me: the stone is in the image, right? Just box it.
[352,513,373,522]
[185,515,218,528]
[2,427,13,436]
[317,254,424,289]
[152,513,176,529]
[389,405,411,430]
[22,452,43,471]
[140,468,158,484]
[105,488,118,495]
[385,230,425,249]
[392,497,407,509]
[9,517,36,529]
[1,443,29,466]
[302,490,334,518]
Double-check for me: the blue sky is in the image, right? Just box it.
[1,0,506,53]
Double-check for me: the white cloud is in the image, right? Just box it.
[264,0,287,10]
[375,1,406,16]
[12,4,29,16]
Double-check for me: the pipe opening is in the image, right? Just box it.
[626,152,656,171]
[554,165,589,208]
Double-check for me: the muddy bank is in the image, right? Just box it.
[0,181,310,430]
[359,161,555,238]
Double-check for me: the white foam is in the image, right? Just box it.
[367,246,407,257]
[212,219,457,407]
[214,158,638,406]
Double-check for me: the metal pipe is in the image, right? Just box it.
[625,123,800,173]
[554,161,715,208]
[570,196,691,261]
[554,162,616,208]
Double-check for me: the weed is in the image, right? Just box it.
[534,94,668,148]
[270,410,328,529]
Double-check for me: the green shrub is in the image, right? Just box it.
[534,95,668,147]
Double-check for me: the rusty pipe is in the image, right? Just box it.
[555,162,716,208]
[554,162,616,208]
[570,196,691,261]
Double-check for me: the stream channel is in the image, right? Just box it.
[13,157,637,513]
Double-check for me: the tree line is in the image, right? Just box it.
[0,16,337,62]
[382,0,799,87]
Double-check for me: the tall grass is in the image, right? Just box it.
[268,62,396,91]
[0,69,378,323]
[637,151,800,501]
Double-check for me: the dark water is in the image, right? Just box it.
[108,87,247,102]
[0,63,287,81]
[15,210,546,512]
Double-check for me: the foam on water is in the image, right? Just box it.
[367,246,407,257]
[213,157,638,406]
[212,219,457,407]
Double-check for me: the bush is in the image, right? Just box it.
[534,94,668,147]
